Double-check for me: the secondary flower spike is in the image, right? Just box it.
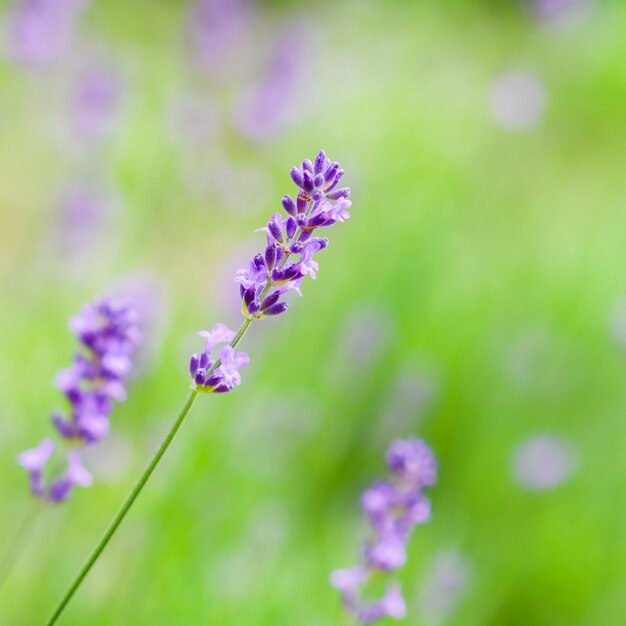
[189,150,350,392]
[331,437,437,624]
[18,296,142,503]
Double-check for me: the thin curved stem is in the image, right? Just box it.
[44,299,256,625]
[44,388,198,626]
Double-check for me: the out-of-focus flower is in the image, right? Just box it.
[418,551,471,624]
[490,70,546,132]
[331,437,437,624]
[70,65,122,141]
[512,435,578,490]
[18,295,142,503]
[4,0,89,67]
[526,0,594,24]
[185,0,252,75]
[233,25,308,143]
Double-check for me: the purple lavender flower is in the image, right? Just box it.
[331,437,437,624]
[18,295,141,503]
[233,24,308,143]
[4,0,89,67]
[17,439,55,498]
[70,66,122,141]
[512,435,577,491]
[185,0,252,75]
[235,150,349,321]
[189,324,249,393]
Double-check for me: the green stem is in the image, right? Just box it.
[44,297,257,625]
[44,388,198,626]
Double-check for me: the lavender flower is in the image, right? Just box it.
[4,0,89,67]
[235,150,350,321]
[188,150,350,393]
[18,295,141,503]
[331,437,437,624]
[188,324,249,393]
[70,66,122,141]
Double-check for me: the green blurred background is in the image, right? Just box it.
[1,0,626,624]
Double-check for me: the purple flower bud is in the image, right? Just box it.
[265,244,277,270]
[189,354,200,376]
[298,229,313,243]
[302,170,314,194]
[199,352,211,369]
[326,169,344,192]
[307,213,327,228]
[247,299,261,315]
[194,368,207,386]
[281,265,301,281]
[260,291,280,311]
[314,149,328,174]
[328,187,350,200]
[289,241,303,254]
[243,286,257,307]
[324,162,339,182]
[296,193,308,213]
[296,214,308,229]
[301,158,314,173]
[313,173,324,188]
[282,194,296,216]
[268,218,283,243]
[290,166,303,187]
[204,374,222,387]
[263,302,289,316]
[252,253,266,271]
[286,217,297,239]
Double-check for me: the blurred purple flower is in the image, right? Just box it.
[17,438,54,498]
[418,551,471,624]
[4,0,89,67]
[331,437,437,624]
[53,182,117,263]
[18,295,142,503]
[70,66,122,141]
[526,0,594,24]
[512,435,578,491]
[185,0,252,75]
[233,26,307,143]
[490,70,546,132]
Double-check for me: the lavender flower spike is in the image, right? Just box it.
[235,150,350,321]
[331,437,437,624]
[18,295,141,504]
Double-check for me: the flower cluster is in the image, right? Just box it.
[18,296,141,503]
[331,438,437,624]
[188,150,350,393]
[6,0,90,68]
[188,324,249,393]
[236,150,351,320]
